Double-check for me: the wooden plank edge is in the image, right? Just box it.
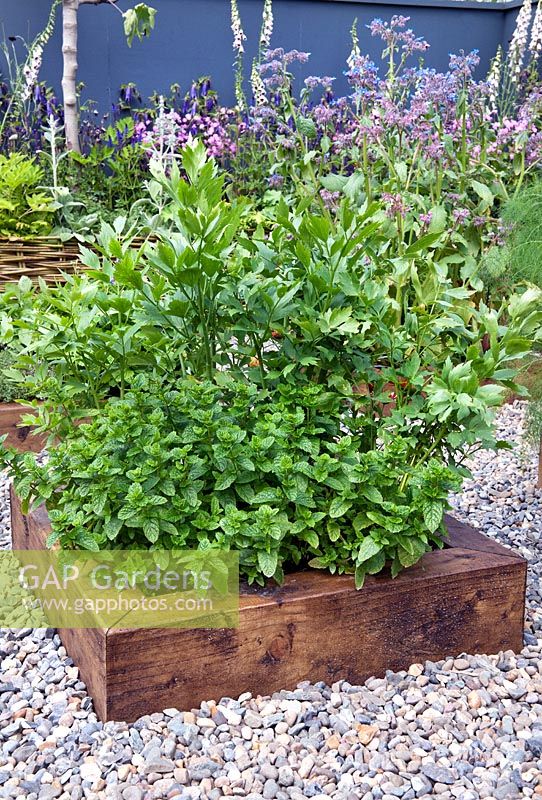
[444,513,526,561]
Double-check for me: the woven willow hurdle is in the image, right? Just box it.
[0,237,83,286]
[0,236,152,286]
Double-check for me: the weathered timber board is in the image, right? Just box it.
[0,404,46,452]
[10,486,527,723]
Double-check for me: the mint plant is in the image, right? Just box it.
[5,377,461,588]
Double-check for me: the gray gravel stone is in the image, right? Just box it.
[420,765,455,785]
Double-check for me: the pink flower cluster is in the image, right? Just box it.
[138,108,236,161]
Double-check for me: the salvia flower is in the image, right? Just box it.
[419,211,433,228]
[320,189,341,210]
[452,208,470,225]
[268,174,284,188]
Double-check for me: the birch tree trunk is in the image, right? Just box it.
[62,0,81,152]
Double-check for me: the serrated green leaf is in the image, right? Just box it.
[327,521,341,542]
[356,537,381,565]
[257,550,278,578]
[303,530,319,548]
[297,117,317,139]
[104,517,123,540]
[46,528,62,548]
[353,513,372,532]
[329,497,352,518]
[76,532,100,551]
[143,518,160,543]
[354,565,366,590]
[423,500,443,533]
[360,485,383,504]
[215,473,236,491]
[364,550,386,575]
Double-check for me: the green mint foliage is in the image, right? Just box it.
[7,378,460,588]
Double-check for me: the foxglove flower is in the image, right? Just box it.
[259,0,274,53]
[509,0,532,81]
[21,45,43,102]
[230,0,246,54]
[530,1,542,57]
[251,61,267,107]
[487,46,502,114]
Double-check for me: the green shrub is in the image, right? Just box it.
[0,153,55,237]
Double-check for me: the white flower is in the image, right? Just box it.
[347,20,361,71]
[530,0,542,56]
[487,46,502,113]
[509,0,533,81]
[21,43,43,101]
[145,96,180,168]
[259,0,274,51]
[251,61,267,106]
[231,0,246,54]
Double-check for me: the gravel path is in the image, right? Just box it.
[0,401,540,800]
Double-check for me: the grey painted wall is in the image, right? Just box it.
[0,0,526,110]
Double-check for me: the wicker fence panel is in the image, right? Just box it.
[0,238,84,286]
[0,237,153,286]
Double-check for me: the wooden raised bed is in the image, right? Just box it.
[0,403,46,452]
[11,486,526,723]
